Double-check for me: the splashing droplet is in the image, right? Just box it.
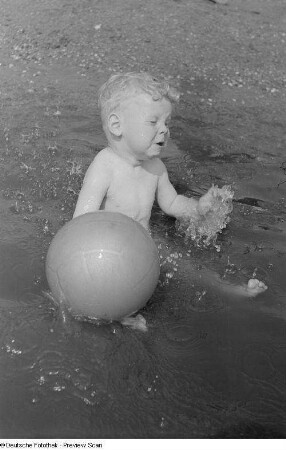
[177,185,234,249]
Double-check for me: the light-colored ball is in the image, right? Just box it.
[46,212,160,321]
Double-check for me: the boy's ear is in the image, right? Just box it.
[107,113,122,137]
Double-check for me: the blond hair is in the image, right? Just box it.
[98,72,179,133]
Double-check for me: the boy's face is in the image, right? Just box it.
[119,93,172,161]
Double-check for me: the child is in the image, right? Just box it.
[73,72,267,323]
[74,72,217,228]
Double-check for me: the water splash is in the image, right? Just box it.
[176,185,234,250]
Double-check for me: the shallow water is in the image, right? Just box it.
[1,100,286,438]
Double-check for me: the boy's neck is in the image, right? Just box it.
[108,144,143,167]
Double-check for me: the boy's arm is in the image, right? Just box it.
[156,161,200,220]
[73,153,111,218]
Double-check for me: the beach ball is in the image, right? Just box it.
[45,212,160,321]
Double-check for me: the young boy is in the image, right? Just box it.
[73,72,216,227]
[73,72,267,312]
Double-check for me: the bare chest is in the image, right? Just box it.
[111,165,157,202]
[104,164,158,220]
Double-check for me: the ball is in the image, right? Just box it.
[45,212,160,321]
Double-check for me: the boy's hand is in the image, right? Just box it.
[197,186,218,216]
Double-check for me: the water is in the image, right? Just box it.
[176,184,234,250]
[1,101,286,438]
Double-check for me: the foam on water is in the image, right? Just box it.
[176,185,234,250]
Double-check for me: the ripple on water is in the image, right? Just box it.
[31,331,112,408]
[227,341,286,429]
[160,320,206,357]
[0,294,54,373]
[239,342,284,383]
[181,286,226,314]
[155,366,225,436]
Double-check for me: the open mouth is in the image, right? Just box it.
[156,142,164,146]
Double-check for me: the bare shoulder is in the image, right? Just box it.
[93,147,116,164]
[87,147,115,169]
[143,157,167,177]
[84,147,114,180]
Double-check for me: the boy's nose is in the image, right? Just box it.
[160,124,168,134]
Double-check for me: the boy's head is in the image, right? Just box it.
[98,72,179,138]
